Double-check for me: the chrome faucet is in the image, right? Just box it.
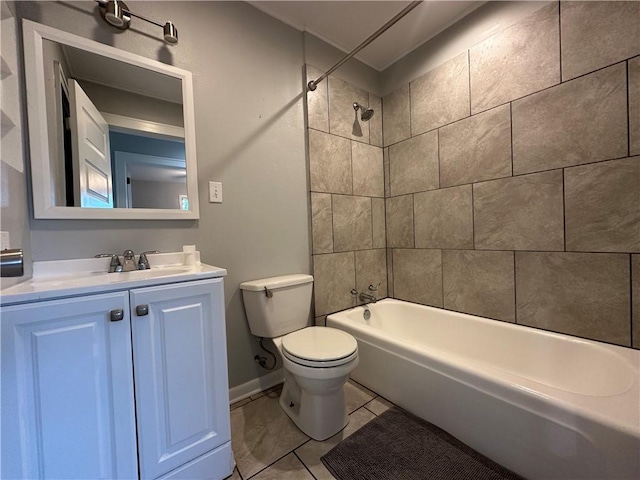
[359,292,377,304]
[121,250,137,272]
[95,253,122,273]
[359,283,380,304]
[138,250,159,270]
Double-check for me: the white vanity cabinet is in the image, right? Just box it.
[130,279,232,479]
[1,272,233,480]
[1,292,138,479]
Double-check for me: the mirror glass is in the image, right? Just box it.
[23,21,199,220]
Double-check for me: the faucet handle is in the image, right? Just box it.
[350,288,358,296]
[138,250,160,270]
[368,283,380,292]
[95,253,122,273]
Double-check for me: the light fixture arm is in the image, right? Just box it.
[96,0,178,45]
[124,8,164,29]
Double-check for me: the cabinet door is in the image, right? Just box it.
[130,278,230,479]
[1,292,138,480]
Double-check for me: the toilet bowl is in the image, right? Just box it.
[274,327,358,440]
[239,275,360,441]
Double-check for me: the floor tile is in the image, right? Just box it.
[364,396,394,416]
[250,453,314,480]
[225,467,242,480]
[345,380,375,413]
[231,393,309,479]
[295,407,377,480]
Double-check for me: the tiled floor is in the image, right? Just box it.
[227,380,394,480]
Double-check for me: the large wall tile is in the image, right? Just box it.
[372,198,386,249]
[332,195,372,252]
[565,157,640,252]
[470,2,560,114]
[369,94,383,147]
[355,249,388,301]
[631,57,640,157]
[352,142,384,197]
[389,131,439,196]
[633,255,640,349]
[410,52,470,135]
[414,185,473,249]
[309,129,352,194]
[306,65,329,132]
[328,75,369,141]
[512,63,628,175]
[439,104,512,187]
[386,195,414,248]
[313,252,356,316]
[382,85,411,146]
[515,252,630,346]
[311,193,333,254]
[561,1,640,81]
[393,249,443,307]
[474,170,564,251]
[443,250,515,322]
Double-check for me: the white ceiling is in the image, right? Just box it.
[249,1,484,71]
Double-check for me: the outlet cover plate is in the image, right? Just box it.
[209,182,222,203]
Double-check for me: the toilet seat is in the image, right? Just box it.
[282,327,358,368]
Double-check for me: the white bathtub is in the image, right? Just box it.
[327,299,640,480]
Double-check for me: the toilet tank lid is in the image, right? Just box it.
[240,274,313,291]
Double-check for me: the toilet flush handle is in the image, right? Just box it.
[264,286,273,298]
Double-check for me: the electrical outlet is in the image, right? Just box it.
[209,181,222,203]
[1,231,9,250]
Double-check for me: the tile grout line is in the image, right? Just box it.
[510,102,514,177]
[629,255,633,347]
[293,450,318,480]
[562,168,567,252]
[558,1,562,83]
[627,60,631,158]
[513,251,518,325]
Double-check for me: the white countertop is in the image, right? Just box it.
[0,252,227,306]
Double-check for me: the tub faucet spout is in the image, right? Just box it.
[359,292,377,304]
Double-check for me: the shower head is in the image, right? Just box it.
[353,102,374,121]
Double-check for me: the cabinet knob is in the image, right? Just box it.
[136,304,149,316]
[110,309,125,322]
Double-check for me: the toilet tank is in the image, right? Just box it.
[240,274,314,338]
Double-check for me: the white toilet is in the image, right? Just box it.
[240,274,359,441]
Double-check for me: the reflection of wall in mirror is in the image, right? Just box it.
[132,180,186,209]
[79,81,183,128]
[110,133,186,209]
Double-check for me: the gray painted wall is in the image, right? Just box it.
[10,0,313,388]
[0,0,32,288]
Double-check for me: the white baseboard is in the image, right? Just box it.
[229,369,284,404]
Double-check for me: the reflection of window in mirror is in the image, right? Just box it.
[179,195,189,211]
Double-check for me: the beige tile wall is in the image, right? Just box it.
[306,2,639,348]
[307,66,386,318]
[381,1,639,348]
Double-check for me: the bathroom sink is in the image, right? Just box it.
[1,251,228,305]
[105,266,193,282]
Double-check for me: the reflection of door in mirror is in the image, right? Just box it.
[43,38,186,210]
[69,80,113,208]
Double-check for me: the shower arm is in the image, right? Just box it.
[307,0,423,92]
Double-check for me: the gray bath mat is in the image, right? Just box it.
[321,407,524,480]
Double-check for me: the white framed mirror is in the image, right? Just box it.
[22,19,199,220]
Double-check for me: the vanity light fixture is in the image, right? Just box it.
[97,0,178,45]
